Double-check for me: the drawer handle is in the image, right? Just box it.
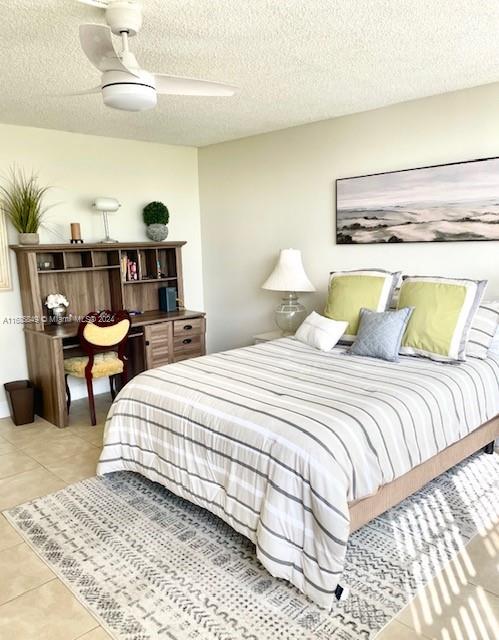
[182,338,192,345]
[183,324,193,330]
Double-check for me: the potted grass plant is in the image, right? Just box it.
[143,201,170,241]
[0,167,52,245]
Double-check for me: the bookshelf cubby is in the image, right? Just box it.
[65,251,93,269]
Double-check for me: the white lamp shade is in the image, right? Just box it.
[262,249,316,292]
[93,197,121,212]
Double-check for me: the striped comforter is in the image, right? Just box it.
[98,338,499,608]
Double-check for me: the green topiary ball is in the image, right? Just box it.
[143,201,169,226]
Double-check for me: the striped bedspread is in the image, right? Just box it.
[98,338,499,608]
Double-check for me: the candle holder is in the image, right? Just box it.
[70,223,84,244]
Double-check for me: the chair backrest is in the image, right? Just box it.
[78,310,131,367]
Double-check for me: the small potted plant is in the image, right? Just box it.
[0,167,53,245]
[143,201,169,242]
[45,293,69,324]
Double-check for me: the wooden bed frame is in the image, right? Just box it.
[349,415,499,533]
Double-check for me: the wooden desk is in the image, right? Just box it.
[40,309,204,339]
[24,309,206,428]
[10,242,206,428]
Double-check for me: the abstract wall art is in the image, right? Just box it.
[336,157,499,244]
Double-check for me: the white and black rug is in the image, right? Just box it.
[5,452,499,640]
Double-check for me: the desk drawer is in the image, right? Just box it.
[173,334,203,361]
[173,318,203,336]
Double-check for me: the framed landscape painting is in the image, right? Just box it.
[336,157,499,244]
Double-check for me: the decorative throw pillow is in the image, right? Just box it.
[349,307,414,362]
[324,269,401,344]
[465,302,499,359]
[397,276,487,362]
[295,311,348,352]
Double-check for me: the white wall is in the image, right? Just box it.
[199,83,499,353]
[0,124,203,416]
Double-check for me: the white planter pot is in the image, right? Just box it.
[146,224,169,242]
[45,304,68,325]
[19,232,40,245]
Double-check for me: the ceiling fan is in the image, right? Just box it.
[74,0,238,111]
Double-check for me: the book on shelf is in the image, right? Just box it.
[120,255,127,280]
[122,256,138,281]
[137,252,142,279]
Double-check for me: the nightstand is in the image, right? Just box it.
[253,330,284,344]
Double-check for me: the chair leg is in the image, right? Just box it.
[121,359,128,388]
[109,375,116,401]
[85,374,97,426]
[65,374,71,413]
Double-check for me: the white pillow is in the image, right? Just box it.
[295,311,348,352]
[466,301,499,359]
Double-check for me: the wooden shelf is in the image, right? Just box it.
[38,265,121,274]
[10,241,186,252]
[123,277,177,285]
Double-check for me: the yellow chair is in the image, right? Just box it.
[64,310,131,425]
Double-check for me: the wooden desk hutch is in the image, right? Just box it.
[10,242,206,428]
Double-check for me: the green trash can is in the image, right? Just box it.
[3,380,35,426]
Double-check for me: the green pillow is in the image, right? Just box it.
[398,276,487,362]
[324,269,401,343]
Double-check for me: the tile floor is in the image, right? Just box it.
[0,396,497,639]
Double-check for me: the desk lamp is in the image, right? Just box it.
[93,197,120,243]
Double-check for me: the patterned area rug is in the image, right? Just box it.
[5,452,499,640]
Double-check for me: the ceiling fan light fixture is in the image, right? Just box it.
[73,2,239,110]
[101,69,156,111]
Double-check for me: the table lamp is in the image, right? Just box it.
[262,248,315,334]
[93,197,121,243]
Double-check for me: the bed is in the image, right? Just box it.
[97,338,499,609]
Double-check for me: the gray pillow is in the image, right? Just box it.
[349,307,414,362]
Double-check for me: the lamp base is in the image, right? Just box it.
[274,293,307,334]
[99,211,117,244]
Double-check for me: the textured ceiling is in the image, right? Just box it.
[2,0,499,147]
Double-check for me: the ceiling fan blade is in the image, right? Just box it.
[46,85,102,98]
[79,24,119,71]
[77,0,109,8]
[154,74,238,97]
[63,86,102,96]
[79,24,140,76]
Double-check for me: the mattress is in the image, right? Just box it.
[98,338,499,608]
